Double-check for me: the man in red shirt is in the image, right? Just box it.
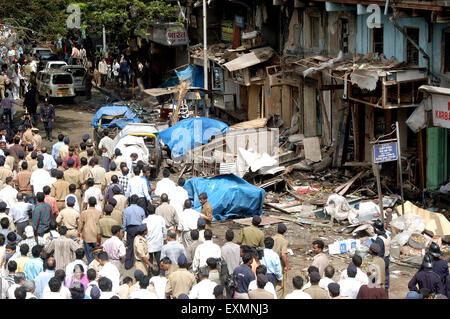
[62,146,81,169]
[43,185,59,216]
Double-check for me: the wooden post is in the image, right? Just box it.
[418,130,425,189]
[372,156,385,224]
[396,121,405,220]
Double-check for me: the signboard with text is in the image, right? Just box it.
[432,93,450,129]
[151,25,188,46]
[373,142,398,163]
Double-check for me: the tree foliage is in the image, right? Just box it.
[79,0,181,45]
[0,0,181,44]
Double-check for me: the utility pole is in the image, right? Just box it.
[102,25,107,57]
[203,0,208,91]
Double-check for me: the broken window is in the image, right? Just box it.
[444,30,450,73]
[372,25,384,55]
[341,19,349,54]
[406,27,419,66]
[311,16,320,48]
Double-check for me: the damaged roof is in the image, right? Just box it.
[223,47,276,72]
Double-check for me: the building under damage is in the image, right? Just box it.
[162,0,449,201]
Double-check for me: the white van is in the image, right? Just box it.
[36,70,76,101]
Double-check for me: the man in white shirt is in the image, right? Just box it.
[178,199,202,248]
[98,130,114,172]
[41,147,57,170]
[128,275,158,299]
[30,161,54,195]
[41,269,71,299]
[149,264,167,299]
[126,166,151,202]
[188,266,217,299]
[168,178,189,215]
[98,58,108,87]
[98,251,120,294]
[154,168,176,197]
[319,265,336,292]
[112,59,120,85]
[192,229,221,273]
[98,276,118,299]
[285,276,312,299]
[102,226,126,273]
[83,178,103,211]
[248,265,277,299]
[9,194,32,239]
[0,177,18,209]
[338,263,362,299]
[42,277,65,299]
[7,272,25,299]
[143,209,166,265]
[160,230,186,265]
[339,254,369,286]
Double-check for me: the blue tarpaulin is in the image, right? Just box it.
[159,117,229,158]
[158,65,204,90]
[91,106,140,129]
[184,174,265,221]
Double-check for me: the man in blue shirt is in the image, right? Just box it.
[232,252,255,299]
[34,256,55,299]
[260,237,283,288]
[24,245,44,280]
[123,194,146,270]
[51,134,65,160]
[428,242,449,282]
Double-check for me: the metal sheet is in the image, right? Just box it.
[223,47,275,72]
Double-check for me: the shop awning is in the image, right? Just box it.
[419,85,450,96]
[143,87,178,97]
[223,47,275,72]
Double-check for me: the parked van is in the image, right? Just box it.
[36,70,76,101]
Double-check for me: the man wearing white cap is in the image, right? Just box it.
[19,226,46,257]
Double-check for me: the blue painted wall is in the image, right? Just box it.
[357,13,430,68]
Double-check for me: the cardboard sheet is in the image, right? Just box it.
[396,201,450,237]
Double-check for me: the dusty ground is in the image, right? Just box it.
[14,88,416,299]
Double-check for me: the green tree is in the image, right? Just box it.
[79,0,181,47]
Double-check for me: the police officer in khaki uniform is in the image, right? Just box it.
[237,215,265,248]
[198,192,213,230]
[96,204,120,245]
[0,157,13,184]
[51,170,70,211]
[272,223,289,299]
[22,124,34,146]
[134,224,152,276]
[32,127,42,150]
[64,158,84,198]
[88,157,107,191]
[56,195,80,238]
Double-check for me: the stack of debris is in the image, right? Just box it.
[189,43,230,64]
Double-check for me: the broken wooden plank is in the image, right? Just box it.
[233,215,284,227]
[263,202,293,215]
[275,215,332,228]
[303,137,322,162]
[334,170,365,195]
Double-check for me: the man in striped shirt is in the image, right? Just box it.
[32,192,52,237]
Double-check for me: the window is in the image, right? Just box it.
[406,27,419,66]
[372,25,384,55]
[444,30,450,73]
[311,16,320,48]
[341,19,349,54]
[52,74,73,84]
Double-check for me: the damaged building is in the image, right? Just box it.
[177,0,450,203]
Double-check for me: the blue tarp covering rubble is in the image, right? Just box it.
[91,106,140,129]
[159,117,229,158]
[159,65,204,89]
[183,174,265,222]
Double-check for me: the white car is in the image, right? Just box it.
[44,61,68,71]
[32,47,53,57]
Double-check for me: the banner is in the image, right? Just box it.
[432,93,450,129]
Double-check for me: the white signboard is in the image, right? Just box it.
[432,93,450,129]
[151,25,188,46]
